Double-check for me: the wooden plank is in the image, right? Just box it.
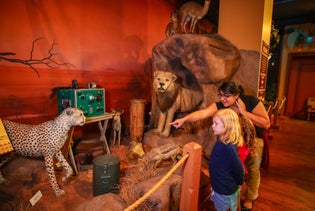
[180,142,202,211]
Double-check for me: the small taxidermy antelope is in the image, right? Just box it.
[112,109,124,146]
[179,0,211,33]
[165,11,178,37]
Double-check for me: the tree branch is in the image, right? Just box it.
[0,38,75,78]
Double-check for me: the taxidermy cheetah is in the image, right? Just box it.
[0,108,86,198]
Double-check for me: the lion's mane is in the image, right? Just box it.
[154,82,179,112]
[153,70,203,114]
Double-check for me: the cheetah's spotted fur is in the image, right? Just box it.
[0,108,86,198]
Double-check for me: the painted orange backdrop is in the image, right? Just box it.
[0,0,174,128]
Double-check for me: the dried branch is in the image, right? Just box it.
[0,38,75,78]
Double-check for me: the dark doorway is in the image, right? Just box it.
[285,52,315,120]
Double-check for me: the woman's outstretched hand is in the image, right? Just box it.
[169,118,185,129]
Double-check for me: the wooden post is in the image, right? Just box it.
[271,98,280,130]
[180,142,202,211]
[266,101,274,140]
[130,99,146,142]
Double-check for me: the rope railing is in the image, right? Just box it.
[124,153,190,211]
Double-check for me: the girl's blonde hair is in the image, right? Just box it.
[214,108,244,147]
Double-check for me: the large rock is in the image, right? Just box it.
[232,49,260,95]
[152,33,241,86]
[133,174,182,211]
[75,193,127,211]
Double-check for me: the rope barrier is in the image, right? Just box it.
[124,153,190,211]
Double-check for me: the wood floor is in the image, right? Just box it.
[247,117,315,210]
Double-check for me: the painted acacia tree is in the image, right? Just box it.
[0,38,74,78]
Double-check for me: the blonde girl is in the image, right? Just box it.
[209,108,244,211]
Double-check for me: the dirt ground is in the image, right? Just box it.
[0,146,131,211]
[0,137,212,211]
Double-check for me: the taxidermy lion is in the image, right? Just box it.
[152,70,203,138]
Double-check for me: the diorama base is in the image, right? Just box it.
[0,144,141,210]
[0,137,213,210]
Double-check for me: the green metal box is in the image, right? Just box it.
[58,88,105,117]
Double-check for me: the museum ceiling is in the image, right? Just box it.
[176,0,315,29]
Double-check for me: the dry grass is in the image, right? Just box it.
[119,162,171,210]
